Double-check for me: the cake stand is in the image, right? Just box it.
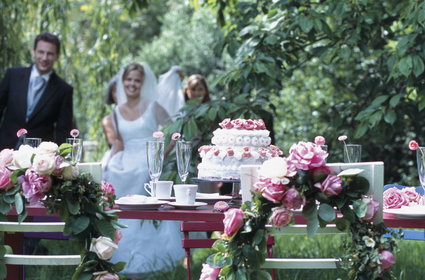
[191,177,241,207]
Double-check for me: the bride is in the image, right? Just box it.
[103,62,184,279]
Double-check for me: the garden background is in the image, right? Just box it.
[1,0,425,279]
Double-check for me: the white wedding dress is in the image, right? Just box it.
[103,103,184,278]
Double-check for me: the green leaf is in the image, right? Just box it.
[252,229,265,245]
[17,208,27,223]
[14,193,23,214]
[72,216,90,234]
[389,94,403,107]
[113,261,126,272]
[95,219,116,238]
[413,55,425,77]
[207,107,218,121]
[335,218,350,231]
[384,110,396,124]
[318,203,336,222]
[66,199,80,215]
[353,199,367,218]
[299,15,313,33]
[307,217,319,237]
[0,262,6,280]
[398,55,413,77]
[58,143,72,157]
[370,95,388,108]
[302,201,317,219]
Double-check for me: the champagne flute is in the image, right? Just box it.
[417,147,425,194]
[66,138,83,163]
[175,140,192,183]
[146,140,165,195]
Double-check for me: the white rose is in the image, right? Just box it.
[32,154,56,175]
[36,141,58,155]
[259,157,288,178]
[90,236,118,260]
[61,165,79,180]
[13,145,35,169]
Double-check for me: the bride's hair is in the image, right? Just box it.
[122,63,145,81]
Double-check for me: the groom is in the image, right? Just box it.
[0,32,74,149]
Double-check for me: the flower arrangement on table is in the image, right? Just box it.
[201,140,398,280]
[0,129,125,280]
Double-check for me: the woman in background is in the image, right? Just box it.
[183,74,211,104]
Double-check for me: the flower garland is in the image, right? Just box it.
[0,132,124,279]
[201,141,398,280]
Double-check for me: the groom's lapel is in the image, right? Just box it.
[28,71,59,121]
[17,67,31,122]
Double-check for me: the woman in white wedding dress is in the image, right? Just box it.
[103,62,184,279]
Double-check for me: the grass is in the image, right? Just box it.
[24,234,425,279]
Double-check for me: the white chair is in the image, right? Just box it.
[240,161,384,271]
[1,221,80,266]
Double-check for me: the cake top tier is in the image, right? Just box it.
[219,118,266,130]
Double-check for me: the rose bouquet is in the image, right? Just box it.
[0,135,124,279]
[201,141,397,280]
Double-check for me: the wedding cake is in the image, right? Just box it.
[197,118,282,179]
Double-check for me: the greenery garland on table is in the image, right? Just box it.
[200,141,398,280]
[0,137,125,279]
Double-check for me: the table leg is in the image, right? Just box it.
[5,231,23,280]
[228,182,242,207]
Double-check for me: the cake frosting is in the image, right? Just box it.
[197,118,282,179]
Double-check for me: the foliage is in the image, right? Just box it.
[0,142,123,279]
[199,0,425,185]
[202,142,397,280]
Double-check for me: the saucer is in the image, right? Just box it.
[168,201,208,210]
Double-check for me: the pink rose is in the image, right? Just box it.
[226,148,234,156]
[20,168,52,205]
[288,141,327,170]
[314,136,326,146]
[93,273,119,280]
[152,131,164,138]
[383,187,410,209]
[200,263,221,280]
[282,188,304,210]
[219,118,233,129]
[311,165,331,180]
[338,135,348,141]
[269,145,283,157]
[231,119,245,129]
[101,181,115,195]
[254,119,266,130]
[70,129,80,138]
[408,140,419,151]
[379,250,395,273]
[171,132,181,141]
[223,208,245,237]
[400,187,421,202]
[269,206,293,227]
[214,201,229,212]
[261,182,287,203]
[314,175,343,196]
[17,128,28,138]
[244,119,256,130]
[0,149,14,167]
[361,196,379,222]
[0,167,13,190]
[52,155,65,176]
[113,230,122,244]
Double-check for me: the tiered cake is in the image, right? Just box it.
[197,118,282,179]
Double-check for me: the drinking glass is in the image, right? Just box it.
[146,140,165,188]
[175,140,192,183]
[343,144,362,163]
[417,147,425,192]
[66,138,83,163]
[24,137,41,147]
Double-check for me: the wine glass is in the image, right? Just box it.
[24,137,42,147]
[146,140,165,194]
[417,147,425,193]
[175,140,192,183]
[66,138,83,163]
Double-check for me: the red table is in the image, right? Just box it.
[5,206,425,280]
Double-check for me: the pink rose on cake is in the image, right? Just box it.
[243,119,256,130]
[219,118,234,129]
[242,147,251,158]
[383,187,410,209]
[400,187,421,203]
[254,119,266,129]
[231,119,245,129]
[226,148,234,156]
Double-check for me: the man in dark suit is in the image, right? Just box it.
[0,32,73,149]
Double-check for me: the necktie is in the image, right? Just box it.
[33,76,46,99]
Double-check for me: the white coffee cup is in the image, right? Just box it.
[173,184,198,205]
[144,181,173,199]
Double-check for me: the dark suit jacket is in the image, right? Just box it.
[0,66,73,149]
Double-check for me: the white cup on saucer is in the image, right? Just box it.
[173,184,198,205]
[144,181,173,199]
